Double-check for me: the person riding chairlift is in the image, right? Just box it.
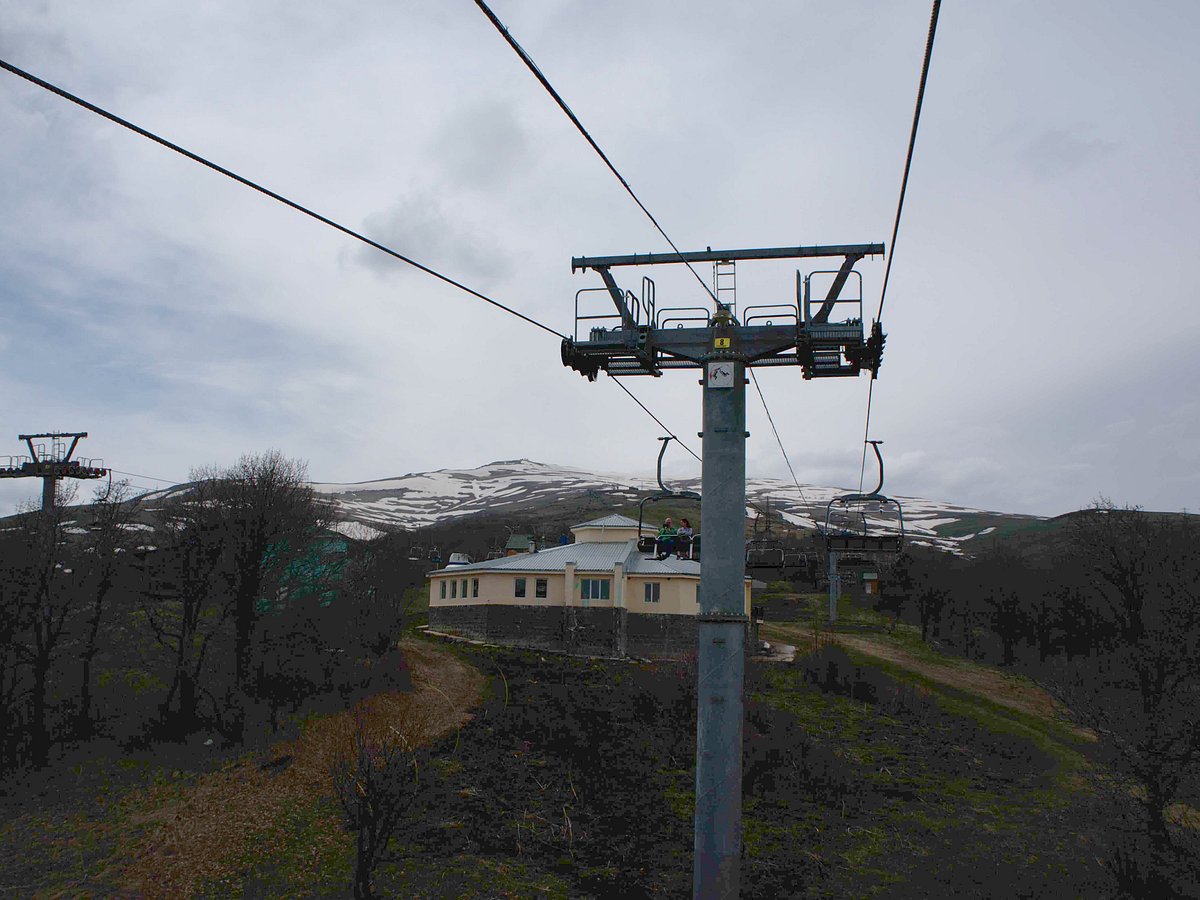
[655,518,678,560]
[675,518,694,559]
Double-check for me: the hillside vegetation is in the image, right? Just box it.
[0,605,1169,897]
[2,455,1198,896]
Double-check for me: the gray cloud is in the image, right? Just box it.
[1019,127,1116,180]
[1,0,1199,519]
[356,186,511,285]
[0,4,73,67]
[430,99,535,191]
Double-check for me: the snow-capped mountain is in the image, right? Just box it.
[312,459,1043,551]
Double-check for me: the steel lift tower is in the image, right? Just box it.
[0,432,108,510]
[562,243,885,898]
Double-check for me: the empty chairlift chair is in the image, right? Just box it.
[822,441,905,556]
[782,548,808,570]
[745,538,786,569]
[745,504,786,569]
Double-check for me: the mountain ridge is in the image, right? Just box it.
[310,459,1044,553]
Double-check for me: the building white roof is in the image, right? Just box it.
[572,514,643,530]
[430,538,700,576]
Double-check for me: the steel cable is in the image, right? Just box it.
[472,0,720,307]
[0,57,568,341]
[858,0,941,492]
[0,57,702,475]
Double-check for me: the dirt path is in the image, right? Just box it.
[763,623,1093,741]
[839,634,1063,720]
[117,638,484,897]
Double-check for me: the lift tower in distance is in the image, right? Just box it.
[0,432,108,510]
[562,242,885,899]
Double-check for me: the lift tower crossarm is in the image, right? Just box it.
[6,431,107,510]
[572,243,883,271]
[20,431,87,464]
[809,252,867,325]
[596,266,638,331]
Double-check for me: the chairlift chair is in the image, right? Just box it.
[407,528,428,561]
[745,538,786,568]
[782,549,808,569]
[745,499,787,568]
[822,441,905,555]
[635,437,701,560]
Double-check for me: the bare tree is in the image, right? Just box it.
[970,547,1034,667]
[141,477,236,737]
[1052,502,1200,851]
[893,551,950,641]
[73,479,140,738]
[331,710,427,899]
[3,483,81,767]
[1025,580,1062,664]
[0,530,35,770]
[200,453,329,726]
[144,452,333,741]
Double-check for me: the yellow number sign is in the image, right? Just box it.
[714,337,731,349]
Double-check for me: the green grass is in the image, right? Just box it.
[763,607,1090,794]
[755,665,876,742]
[831,642,1091,784]
[0,756,211,898]
[383,854,573,899]
[190,794,575,899]
[747,630,1106,893]
[196,796,351,897]
[765,601,970,668]
[662,769,694,821]
[4,628,1110,897]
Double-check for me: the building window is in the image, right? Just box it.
[440,581,446,600]
[581,578,610,601]
[515,577,526,598]
[461,579,468,599]
[472,578,479,598]
[644,582,661,603]
[450,580,457,599]
[535,578,548,599]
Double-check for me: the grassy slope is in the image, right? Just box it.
[755,596,1107,895]
[760,593,1092,773]
[1,607,1118,897]
[0,638,489,898]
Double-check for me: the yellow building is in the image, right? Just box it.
[427,514,753,658]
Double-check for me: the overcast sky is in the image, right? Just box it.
[2,1,1197,518]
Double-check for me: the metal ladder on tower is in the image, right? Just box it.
[713,260,736,318]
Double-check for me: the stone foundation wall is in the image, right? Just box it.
[429,604,756,660]
[489,604,572,653]
[563,607,622,657]
[427,604,490,642]
[625,610,699,659]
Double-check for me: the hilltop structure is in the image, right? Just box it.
[427,514,754,658]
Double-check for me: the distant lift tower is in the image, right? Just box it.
[562,243,885,899]
[0,432,108,510]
